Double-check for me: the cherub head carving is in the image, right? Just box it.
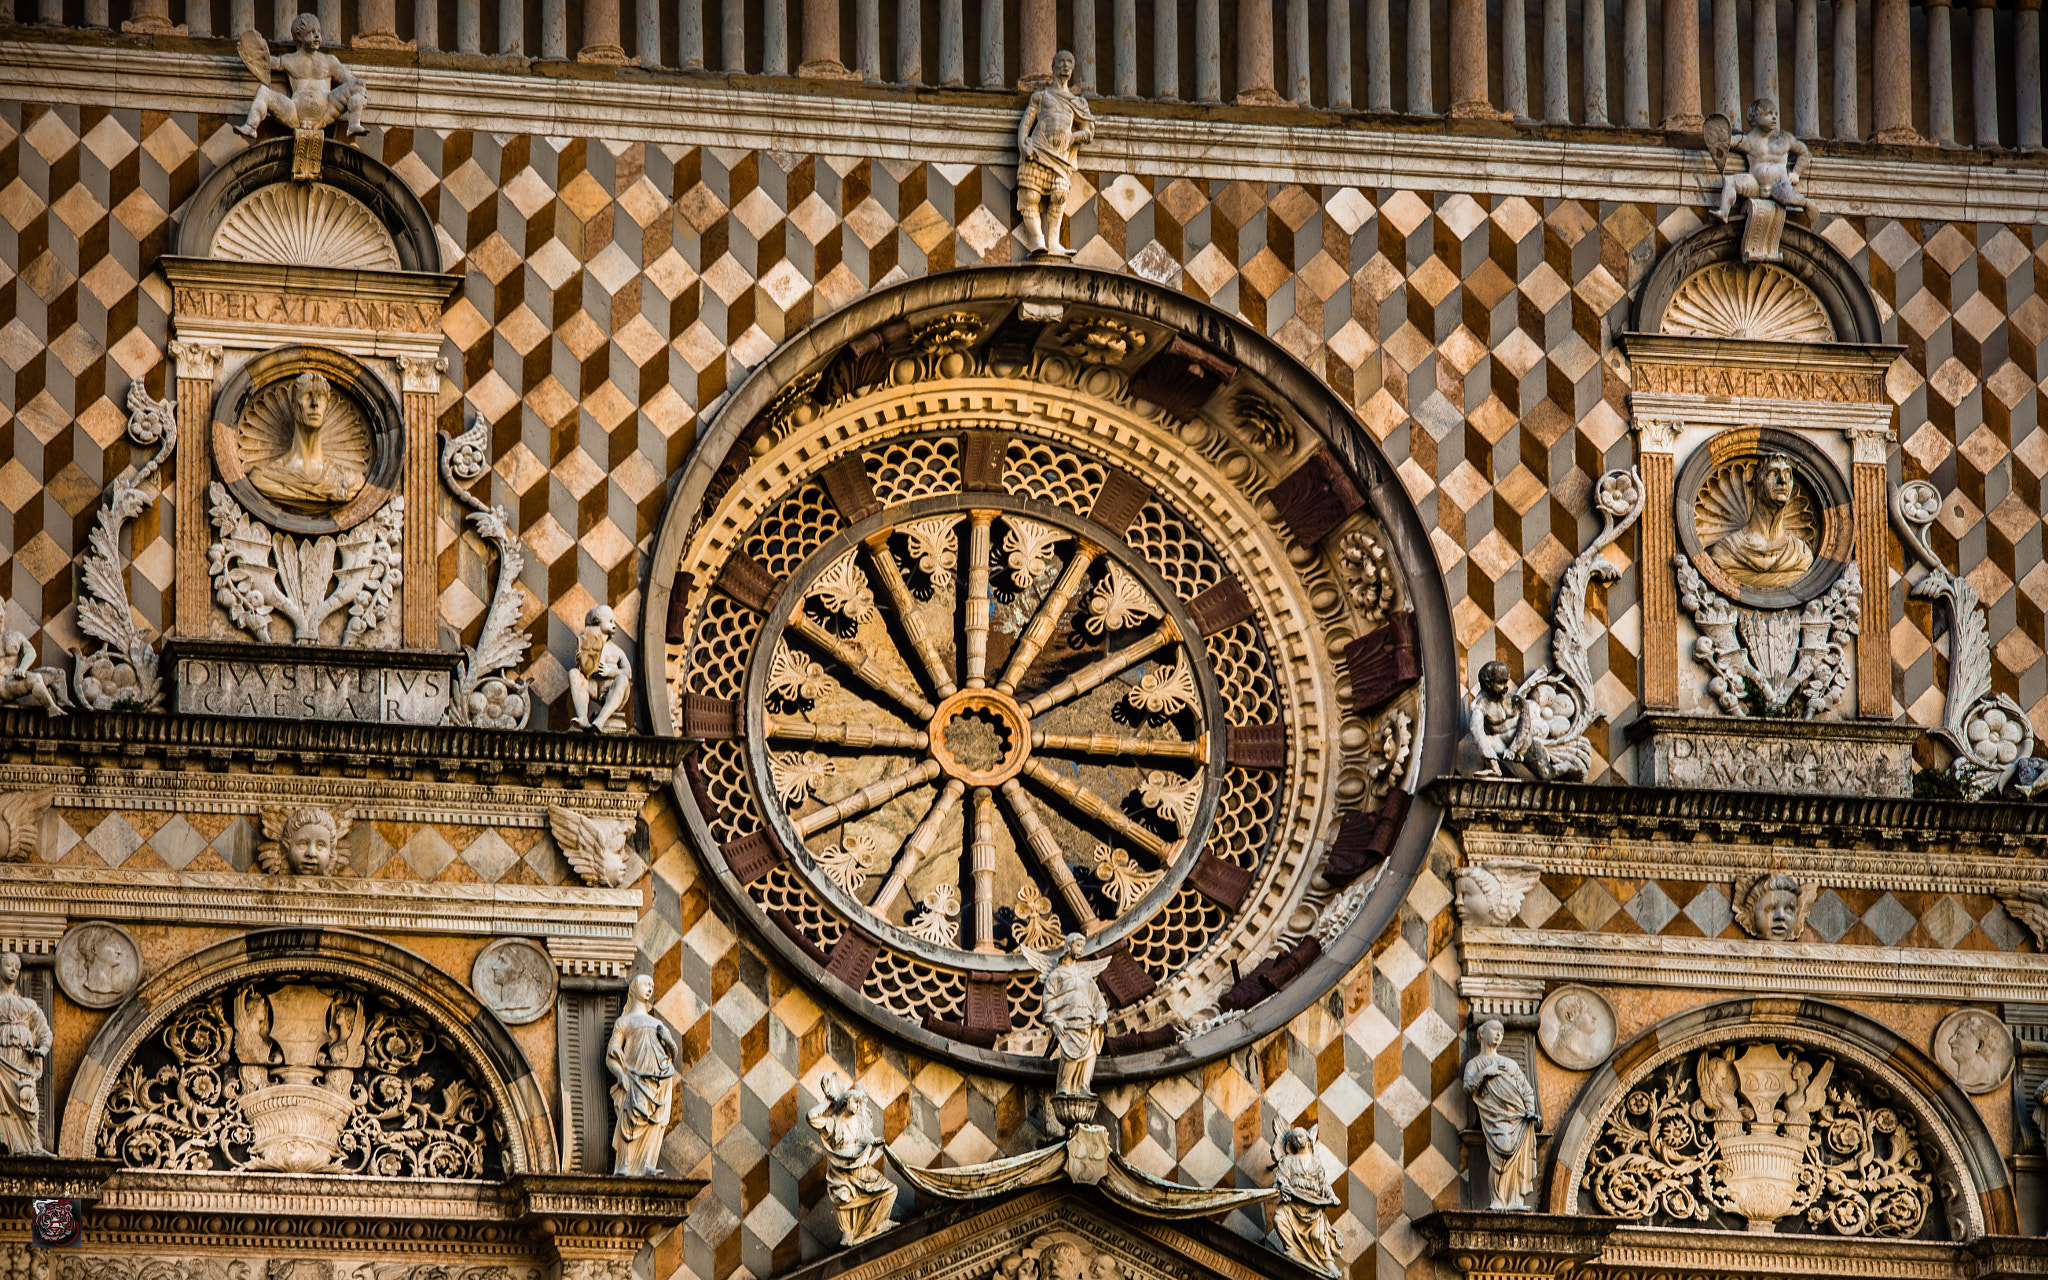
[1453,861,1541,927]
[1733,871,1816,941]
[257,806,353,876]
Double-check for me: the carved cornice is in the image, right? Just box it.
[1416,1211,1617,1279]
[0,708,691,789]
[1,41,2046,222]
[1463,926,2048,1004]
[0,862,638,941]
[1430,780,2048,855]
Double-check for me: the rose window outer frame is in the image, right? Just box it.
[643,269,1458,1082]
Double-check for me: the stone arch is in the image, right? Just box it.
[1545,996,2014,1240]
[174,138,441,274]
[59,927,556,1174]
[640,264,1458,1081]
[1634,222,1882,345]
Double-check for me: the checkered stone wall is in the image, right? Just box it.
[5,82,2048,1280]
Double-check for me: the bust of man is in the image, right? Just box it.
[248,372,367,512]
[1708,452,1813,588]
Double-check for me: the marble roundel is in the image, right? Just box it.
[647,278,1449,1080]
[1674,425,1852,610]
[472,938,559,1026]
[1537,984,1617,1071]
[56,921,142,1010]
[210,345,406,537]
[1931,1008,2013,1095]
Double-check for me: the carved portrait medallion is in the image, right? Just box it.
[1931,1008,2012,1095]
[1674,426,1852,609]
[55,921,142,1010]
[471,938,559,1025]
[1538,984,1616,1071]
[211,345,404,536]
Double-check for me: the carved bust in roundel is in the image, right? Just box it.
[212,346,403,537]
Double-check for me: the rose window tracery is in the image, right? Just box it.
[655,285,1446,1076]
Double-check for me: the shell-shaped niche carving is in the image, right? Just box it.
[1662,262,1834,343]
[211,183,401,272]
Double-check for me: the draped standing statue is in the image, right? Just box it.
[1027,934,1110,1098]
[0,954,51,1154]
[1268,1125,1342,1277]
[1464,1019,1539,1211]
[807,1073,898,1246]
[606,974,677,1176]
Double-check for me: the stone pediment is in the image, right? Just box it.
[772,1188,1329,1280]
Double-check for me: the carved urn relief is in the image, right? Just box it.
[1625,222,1916,796]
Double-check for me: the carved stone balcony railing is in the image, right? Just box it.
[6,0,2046,156]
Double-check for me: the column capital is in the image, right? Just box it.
[396,353,449,394]
[166,338,225,381]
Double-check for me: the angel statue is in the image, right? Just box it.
[256,806,353,876]
[235,16,369,141]
[1027,934,1111,1101]
[807,1073,898,1246]
[0,625,70,718]
[1267,1125,1342,1278]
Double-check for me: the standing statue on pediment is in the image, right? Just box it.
[237,16,370,140]
[1016,50,1094,258]
[0,955,52,1155]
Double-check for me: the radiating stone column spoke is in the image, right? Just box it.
[869,778,967,918]
[786,613,939,721]
[971,787,998,950]
[1031,730,1208,760]
[795,761,947,838]
[1021,761,1172,860]
[768,718,932,749]
[996,544,1100,695]
[1022,627,1179,718]
[964,512,995,687]
[863,535,959,699]
[999,780,1104,933]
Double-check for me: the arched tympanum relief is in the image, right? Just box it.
[644,267,1457,1081]
[60,929,554,1176]
[1549,998,2014,1243]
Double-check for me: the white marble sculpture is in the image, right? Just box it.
[1464,661,1582,782]
[1705,98,1811,263]
[236,16,369,140]
[546,805,642,889]
[607,974,677,1176]
[1015,50,1094,257]
[0,788,54,864]
[1267,1125,1342,1277]
[807,1073,898,1246]
[571,606,633,734]
[1452,861,1541,929]
[0,954,51,1155]
[1464,1020,1539,1211]
[1732,871,1817,941]
[257,806,353,876]
[1027,934,1111,1106]
[0,623,71,718]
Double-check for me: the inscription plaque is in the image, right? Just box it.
[166,640,461,725]
[1635,715,1920,798]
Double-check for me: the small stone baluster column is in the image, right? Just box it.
[1072,0,1096,90]
[230,0,254,35]
[1927,0,1957,143]
[1196,0,1222,100]
[499,0,522,54]
[1366,0,1392,108]
[1286,0,1310,101]
[271,0,290,38]
[980,0,1004,86]
[855,0,880,78]
[1663,0,1702,128]
[1328,0,1353,106]
[939,0,965,83]
[1504,0,1531,118]
[1752,0,1778,105]
[1112,0,1136,94]
[1971,0,2000,145]
[1543,0,1569,120]
[577,0,626,59]
[2020,0,2043,148]
[541,0,567,58]
[1154,0,1179,97]
[122,0,177,35]
[1407,0,1434,112]
[1622,0,1649,123]
[722,0,745,68]
[354,0,406,46]
[1583,0,1609,124]
[167,340,225,638]
[680,0,704,67]
[898,0,923,80]
[799,0,854,75]
[1792,0,1819,132]
[415,0,436,51]
[1238,0,1283,103]
[1712,0,1738,117]
[397,355,447,649]
[1450,0,1497,115]
[1871,0,1919,140]
[455,0,478,53]
[1018,0,1053,83]
[1833,0,1859,139]
[763,0,789,73]
[639,0,662,66]
[317,0,337,39]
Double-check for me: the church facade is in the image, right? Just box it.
[1,3,2047,1279]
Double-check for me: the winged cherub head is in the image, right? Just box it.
[257,806,353,875]
[1453,861,1541,928]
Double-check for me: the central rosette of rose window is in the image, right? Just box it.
[745,499,1223,959]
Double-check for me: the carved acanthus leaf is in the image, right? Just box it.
[1126,657,1198,716]
[1002,517,1064,588]
[1083,564,1160,635]
[206,484,404,646]
[0,787,55,863]
[440,425,532,730]
[1676,554,1859,719]
[1137,770,1201,834]
[811,551,878,623]
[898,517,959,585]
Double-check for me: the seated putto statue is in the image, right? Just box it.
[1464,660,1581,782]
[248,372,367,513]
[571,605,633,733]
[237,16,369,141]
[0,626,70,718]
[1705,98,1811,262]
[807,1073,897,1246]
[1015,50,1094,258]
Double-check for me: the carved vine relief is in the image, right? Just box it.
[96,978,501,1178]
[1587,1043,1942,1239]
